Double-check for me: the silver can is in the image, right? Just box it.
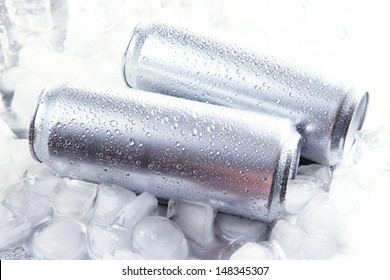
[29,82,301,222]
[123,23,369,166]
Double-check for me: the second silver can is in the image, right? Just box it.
[123,23,369,166]
[29,82,301,222]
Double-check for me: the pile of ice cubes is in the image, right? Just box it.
[1,0,390,260]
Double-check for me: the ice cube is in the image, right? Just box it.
[297,164,332,191]
[0,66,29,92]
[102,248,143,260]
[0,117,15,139]
[4,184,53,225]
[23,166,62,197]
[8,139,40,178]
[12,74,49,115]
[113,192,157,232]
[296,193,338,234]
[0,216,32,250]
[88,223,129,259]
[215,212,269,242]
[333,215,359,255]
[131,216,188,260]
[0,203,14,221]
[0,246,31,260]
[269,219,305,259]
[91,184,136,225]
[285,176,323,215]
[51,179,98,222]
[229,241,277,260]
[329,176,370,215]
[31,218,87,260]
[299,233,337,260]
[167,199,215,249]
[354,127,390,174]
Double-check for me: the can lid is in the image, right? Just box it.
[344,91,369,152]
[122,23,146,88]
[28,94,42,163]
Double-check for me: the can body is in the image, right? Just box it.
[29,82,301,222]
[123,23,369,166]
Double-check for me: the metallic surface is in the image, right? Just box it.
[29,82,301,222]
[123,23,369,166]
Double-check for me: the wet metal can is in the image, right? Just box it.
[29,82,301,222]
[122,23,369,166]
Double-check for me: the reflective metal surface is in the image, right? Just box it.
[29,82,301,222]
[123,23,369,166]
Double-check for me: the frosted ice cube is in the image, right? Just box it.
[334,215,359,255]
[4,185,53,225]
[229,241,277,260]
[113,192,157,231]
[296,193,338,234]
[215,212,269,242]
[23,166,62,197]
[269,219,305,259]
[51,179,98,221]
[32,218,87,260]
[88,223,129,259]
[0,117,15,139]
[354,127,390,174]
[0,66,29,92]
[131,216,188,260]
[297,164,332,191]
[167,199,215,249]
[300,233,337,260]
[91,184,136,225]
[0,216,32,250]
[329,176,370,215]
[8,139,40,178]
[0,246,31,260]
[12,75,49,115]
[285,176,323,215]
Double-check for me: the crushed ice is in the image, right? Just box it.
[1,0,389,260]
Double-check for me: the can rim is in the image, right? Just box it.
[266,131,301,222]
[122,23,145,88]
[28,91,44,163]
[329,90,369,165]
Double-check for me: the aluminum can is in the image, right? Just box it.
[123,23,369,166]
[29,82,301,222]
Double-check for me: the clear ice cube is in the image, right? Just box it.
[23,166,62,197]
[269,219,305,259]
[297,164,332,191]
[31,218,87,260]
[88,223,129,259]
[167,199,215,249]
[51,179,98,222]
[296,193,338,234]
[0,216,32,250]
[229,241,277,260]
[215,212,269,242]
[131,216,188,260]
[91,183,136,226]
[299,233,337,260]
[4,184,53,225]
[113,192,157,232]
[285,176,323,215]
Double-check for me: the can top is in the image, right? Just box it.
[329,89,369,165]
